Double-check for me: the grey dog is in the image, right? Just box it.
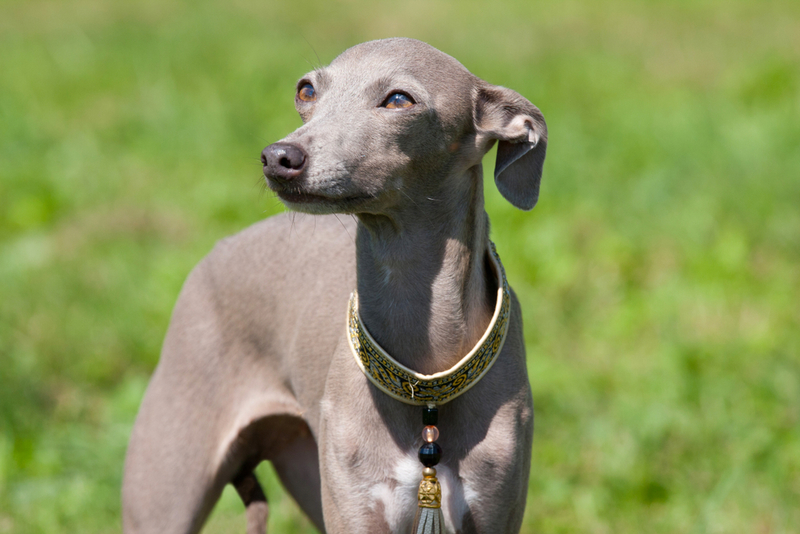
[122,37,547,534]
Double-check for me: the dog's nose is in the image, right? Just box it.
[262,142,307,182]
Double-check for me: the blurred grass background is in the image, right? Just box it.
[1,0,799,532]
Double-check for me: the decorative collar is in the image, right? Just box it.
[347,242,511,406]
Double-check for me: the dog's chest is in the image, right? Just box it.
[317,346,528,533]
[368,453,473,534]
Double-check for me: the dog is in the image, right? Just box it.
[122,37,547,534]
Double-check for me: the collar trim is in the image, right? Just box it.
[347,242,511,406]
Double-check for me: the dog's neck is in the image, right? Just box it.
[354,166,496,375]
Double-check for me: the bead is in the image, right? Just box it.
[418,442,442,467]
[423,467,436,477]
[422,405,438,426]
[422,425,439,443]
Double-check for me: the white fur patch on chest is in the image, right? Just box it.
[370,454,470,533]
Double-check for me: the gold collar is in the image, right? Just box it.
[347,242,511,406]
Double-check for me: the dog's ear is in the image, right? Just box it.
[474,84,547,210]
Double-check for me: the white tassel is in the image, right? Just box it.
[413,505,445,534]
[412,468,445,534]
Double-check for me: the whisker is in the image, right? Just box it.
[334,214,355,243]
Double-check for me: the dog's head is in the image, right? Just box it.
[262,38,547,215]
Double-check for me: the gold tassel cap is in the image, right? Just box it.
[412,467,445,534]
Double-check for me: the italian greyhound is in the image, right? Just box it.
[122,37,547,534]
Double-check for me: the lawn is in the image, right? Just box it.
[1,0,798,532]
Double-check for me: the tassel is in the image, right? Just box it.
[412,467,445,534]
[413,506,445,534]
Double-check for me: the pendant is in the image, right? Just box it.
[412,405,445,534]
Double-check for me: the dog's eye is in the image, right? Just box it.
[297,83,316,102]
[383,93,414,109]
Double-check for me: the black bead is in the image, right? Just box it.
[422,406,438,426]
[418,442,442,467]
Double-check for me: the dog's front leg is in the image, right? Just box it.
[122,264,245,534]
[315,347,418,534]
[122,257,306,534]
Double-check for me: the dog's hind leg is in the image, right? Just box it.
[270,429,325,532]
[225,413,325,534]
[233,470,268,534]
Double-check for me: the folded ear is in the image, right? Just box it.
[474,84,548,210]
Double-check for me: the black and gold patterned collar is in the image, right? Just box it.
[347,242,511,406]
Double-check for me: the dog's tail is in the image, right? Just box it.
[232,470,268,534]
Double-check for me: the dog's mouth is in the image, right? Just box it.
[263,161,375,213]
[273,188,373,213]
[276,189,338,204]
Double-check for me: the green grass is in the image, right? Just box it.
[1,0,799,532]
